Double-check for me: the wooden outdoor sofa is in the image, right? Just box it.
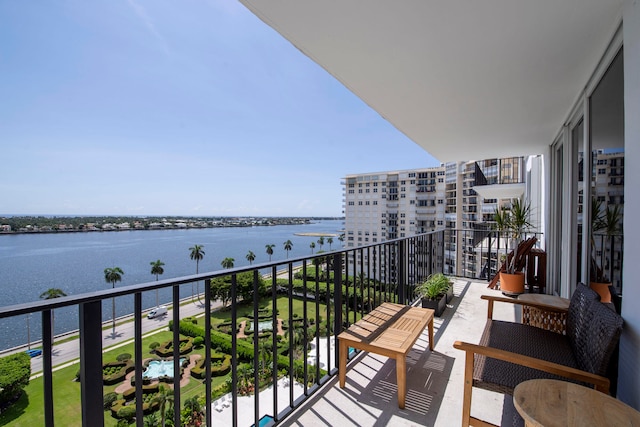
[453,283,623,427]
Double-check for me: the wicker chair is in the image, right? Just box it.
[454,283,623,427]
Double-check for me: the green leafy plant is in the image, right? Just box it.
[416,273,451,301]
[590,198,622,283]
[493,198,532,274]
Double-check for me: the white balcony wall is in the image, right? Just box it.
[619,0,640,408]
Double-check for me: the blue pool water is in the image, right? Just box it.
[257,321,273,332]
[251,414,273,427]
[143,358,185,379]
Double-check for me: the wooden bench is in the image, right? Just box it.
[338,302,435,409]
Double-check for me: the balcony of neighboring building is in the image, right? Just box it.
[472,157,526,201]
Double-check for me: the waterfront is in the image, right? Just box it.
[0,219,342,350]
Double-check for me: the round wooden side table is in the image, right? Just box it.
[513,379,640,426]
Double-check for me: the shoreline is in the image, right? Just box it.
[293,232,340,237]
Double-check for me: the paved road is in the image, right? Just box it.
[26,298,223,376]
[12,266,299,376]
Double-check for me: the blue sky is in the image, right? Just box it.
[0,0,439,217]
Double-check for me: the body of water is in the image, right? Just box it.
[0,220,342,351]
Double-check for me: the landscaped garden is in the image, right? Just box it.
[0,267,383,426]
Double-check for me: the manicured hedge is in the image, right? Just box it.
[172,319,305,378]
[109,384,161,419]
[102,360,135,385]
[190,353,232,379]
[154,337,193,357]
[0,352,31,405]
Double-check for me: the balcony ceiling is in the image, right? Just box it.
[239,0,623,162]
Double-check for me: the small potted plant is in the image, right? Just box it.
[589,198,622,303]
[416,273,452,317]
[493,198,532,296]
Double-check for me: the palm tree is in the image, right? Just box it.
[153,385,173,427]
[39,288,67,347]
[221,257,235,269]
[283,240,293,258]
[104,267,124,334]
[265,244,275,261]
[189,244,205,303]
[310,242,316,254]
[150,259,165,307]
[317,236,325,251]
[143,413,159,427]
[327,237,334,250]
[246,250,256,265]
[338,233,345,247]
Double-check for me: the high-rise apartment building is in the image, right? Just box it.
[343,157,533,280]
[342,166,446,247]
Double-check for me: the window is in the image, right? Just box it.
[358,201,363,205]
[348,201,354,205]
[373,201,378,205]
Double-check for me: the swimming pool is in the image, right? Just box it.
[251,414,273,427]
[257,320,274,332]
[143,358,185,379]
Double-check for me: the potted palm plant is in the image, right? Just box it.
[493,198,532,296]
[589,198,622,303]
[416,273,452,317]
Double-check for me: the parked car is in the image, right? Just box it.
[147,306,168,319]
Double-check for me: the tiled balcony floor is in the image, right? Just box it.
[279,279,521,427]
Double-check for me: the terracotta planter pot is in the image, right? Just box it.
[500,272,525,296]
[590,281,612,303]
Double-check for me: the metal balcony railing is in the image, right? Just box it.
[0,232,446,427]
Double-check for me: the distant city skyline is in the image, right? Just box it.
[0,1,439,217]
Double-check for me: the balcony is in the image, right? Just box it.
[1,228,627,426]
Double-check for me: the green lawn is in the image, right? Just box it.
[0,296,336,426]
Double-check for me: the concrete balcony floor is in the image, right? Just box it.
[280,279,519,427]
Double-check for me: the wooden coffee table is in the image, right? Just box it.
[337,302,434,409]
[513,379,640,426]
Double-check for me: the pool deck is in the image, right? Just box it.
[211,377,305,426]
